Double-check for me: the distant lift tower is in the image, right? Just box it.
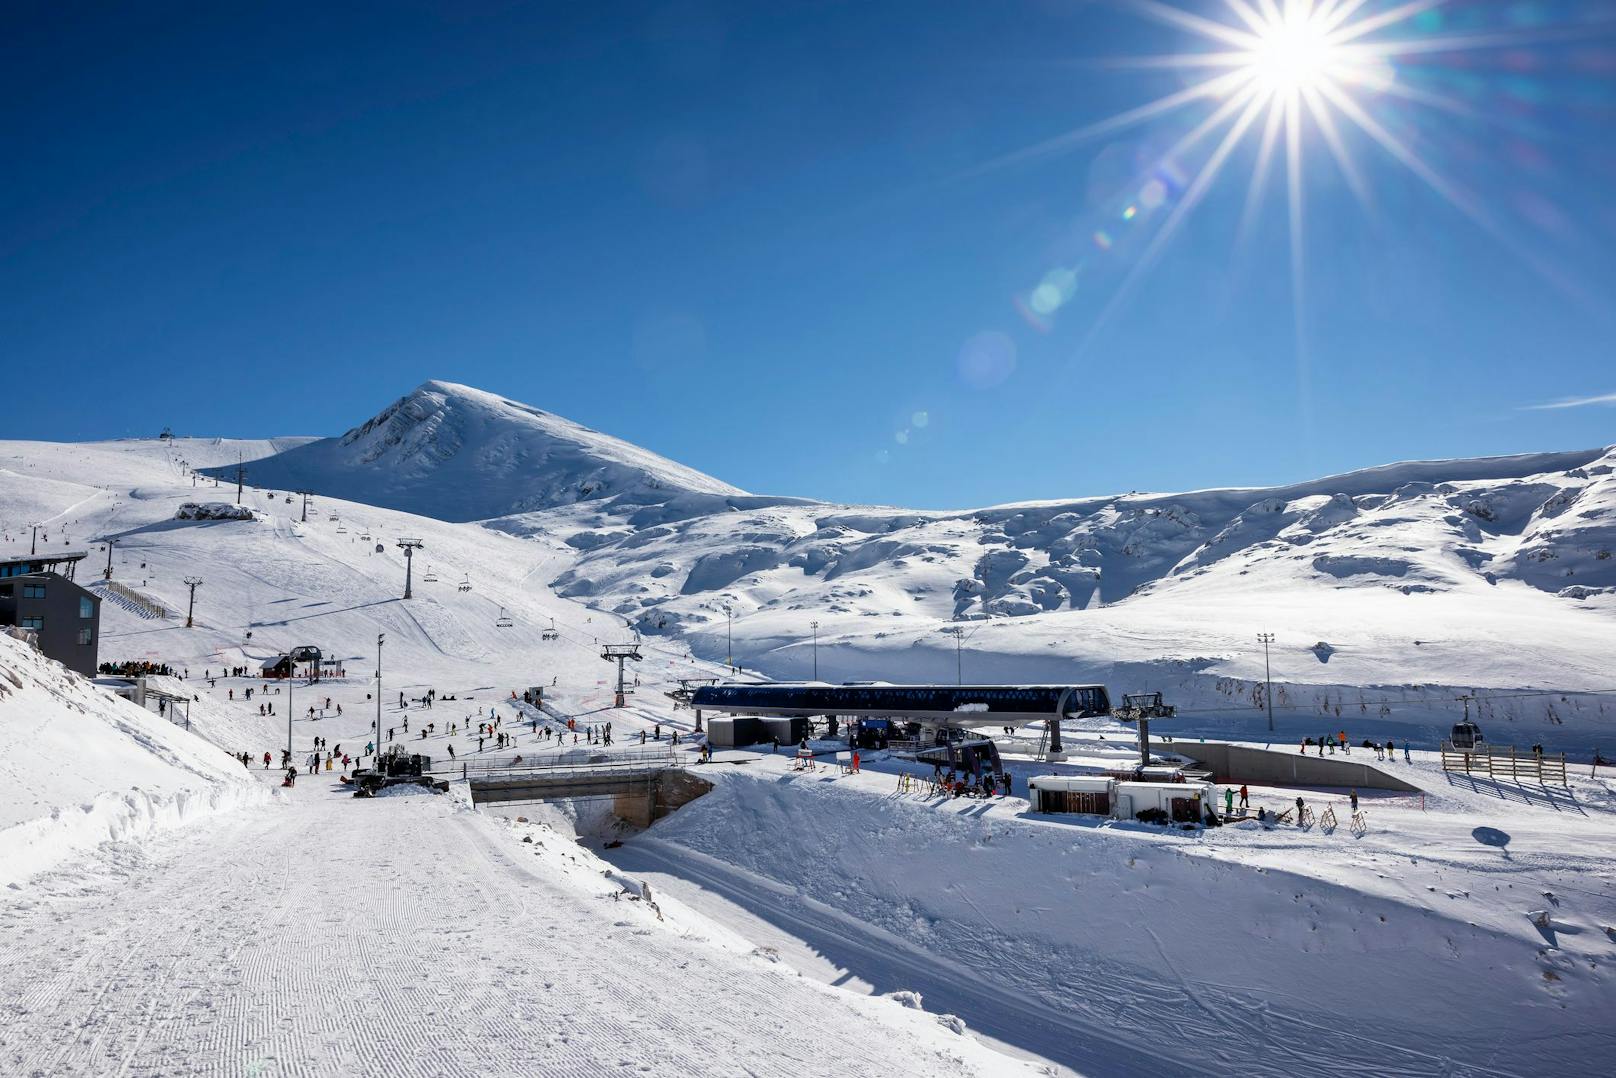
[396,538,424,599]
[600,643,643,708]
[1112,692,1177,768]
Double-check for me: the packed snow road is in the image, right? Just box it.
[0,781,1032,1078]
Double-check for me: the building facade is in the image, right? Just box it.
[0,570,101,677]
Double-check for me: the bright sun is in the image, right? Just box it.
[1248,13,1338,92]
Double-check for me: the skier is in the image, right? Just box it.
[262,751,271,769]
[1295,795,1305,823]
[1238,784,1249,810]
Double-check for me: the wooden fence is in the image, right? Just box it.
[1440,742,1566,784]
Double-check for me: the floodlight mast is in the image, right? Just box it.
[1257,632,1276,732]
[396,539,424,599]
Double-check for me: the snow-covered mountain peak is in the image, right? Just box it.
[214,381,749,522]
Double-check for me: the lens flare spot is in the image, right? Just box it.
[911,410,929,428]
[1092,230,1113,250]
[957,330,1017,389]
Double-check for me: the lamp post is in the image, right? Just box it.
[810,620,819,680]
[374,632,384,764]
[1257,632,1276,733]
[724,605,733,671]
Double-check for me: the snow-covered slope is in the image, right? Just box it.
[0,630,265,888]
[212,381,777,522]
[72,381,1616,749]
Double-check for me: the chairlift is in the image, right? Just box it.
[541,617,559,641]
[423,564,438,583]
[457,574,472,593]
[495,606,513,629]
[360,530,372,541]
[374,543,385,554]
[335,524,347,534]
[1450,721,1484,750]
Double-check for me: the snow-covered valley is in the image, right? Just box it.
[2,381,1614,1076]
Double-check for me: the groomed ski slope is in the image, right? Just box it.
[0,782,1038,1078]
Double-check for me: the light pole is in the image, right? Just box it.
[1257,632,1276,732]
[810,620,819,680]
[940,624,976,685]
[374,632,384,763]
[183,577,203,627]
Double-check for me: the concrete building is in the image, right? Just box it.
[0,552,100,677]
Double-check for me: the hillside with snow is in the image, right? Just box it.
[2,392,1615,1076]
[211,381,799,523]
[211,381,1616,750]
[0,629,265,888]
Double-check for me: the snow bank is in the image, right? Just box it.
[617,765,1616,1075]
[0,633,267,888]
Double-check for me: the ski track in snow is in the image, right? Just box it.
[0,788,1035,1078]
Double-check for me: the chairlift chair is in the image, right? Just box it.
[457,574,472,593]
[495,607,513,629]
[422,564,438,583]
[541,617,559,641]
[336,524,347,534]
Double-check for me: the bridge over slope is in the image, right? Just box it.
[447,750,712,826]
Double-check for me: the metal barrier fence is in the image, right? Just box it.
[431,746,678,780]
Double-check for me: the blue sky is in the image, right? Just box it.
[4,1,1613,508]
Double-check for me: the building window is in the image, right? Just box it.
[80,597,94,619]
[22,582,46,599]
[78,627,94,645]
[21,616,43,631]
